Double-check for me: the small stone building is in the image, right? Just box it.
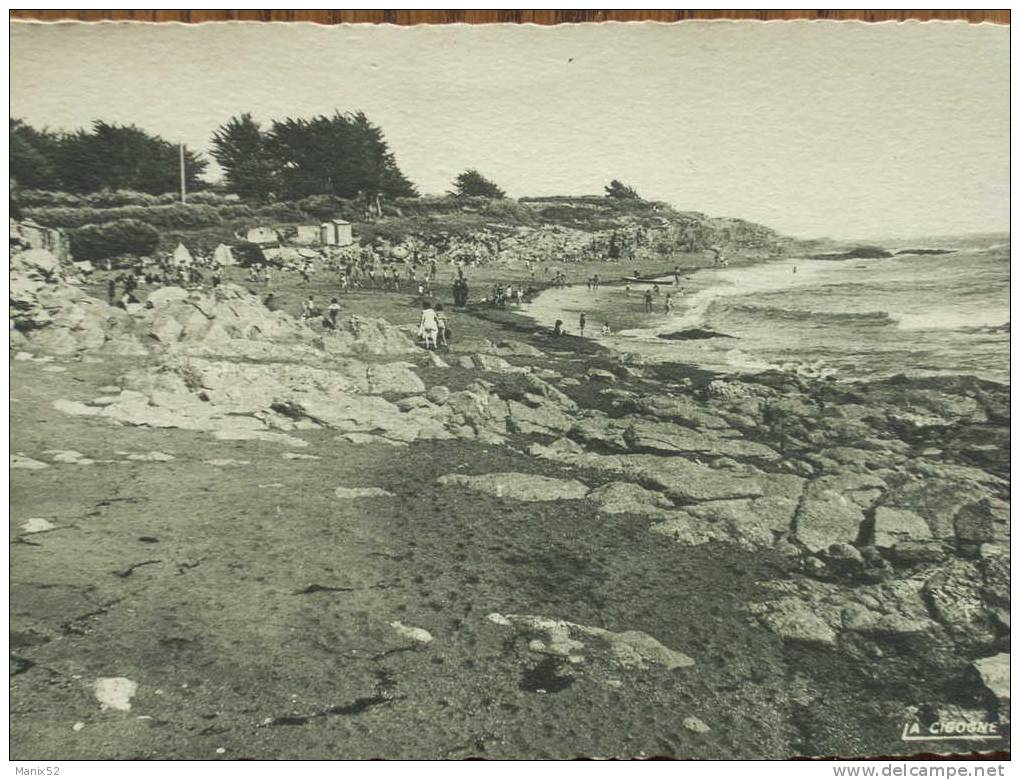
[320,219,353,247]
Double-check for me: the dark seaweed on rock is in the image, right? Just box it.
[893,248,955,256]
[657,328,735,341]
[806,246,892,261]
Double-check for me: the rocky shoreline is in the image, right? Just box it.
[10,244,1010,758]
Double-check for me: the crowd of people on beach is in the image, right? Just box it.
[91,213,719,355]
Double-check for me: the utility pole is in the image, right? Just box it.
[179,143,187,205]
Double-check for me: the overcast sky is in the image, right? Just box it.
[10,20,1009,239]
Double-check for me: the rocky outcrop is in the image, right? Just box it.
[486,613,695,673]
[54,354,452,447]
[144,283,419,360]
[10,247,146,356]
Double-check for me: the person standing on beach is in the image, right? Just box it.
[418,300,439,350]
[643,288,653,313]
[664,293,673,314]
[593,273,600,291]
[579,312,587,336]
[674,266,681,286]
[326,298,342,329]
[435,303,449,349]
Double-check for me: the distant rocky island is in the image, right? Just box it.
[806,246,956,261]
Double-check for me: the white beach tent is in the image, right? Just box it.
[212,243,236,267]
[171,242,194,267]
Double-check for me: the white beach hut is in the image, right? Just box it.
[171,242,194,267]
[212,243,236,267]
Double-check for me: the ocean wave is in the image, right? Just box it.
[715,300,897,327]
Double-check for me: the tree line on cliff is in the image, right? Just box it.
[12,114,643,207]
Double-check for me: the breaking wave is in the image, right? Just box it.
[713,300,898,328]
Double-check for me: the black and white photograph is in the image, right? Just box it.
[8,14,1010,764]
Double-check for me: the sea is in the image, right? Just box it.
[522,236,1010,385]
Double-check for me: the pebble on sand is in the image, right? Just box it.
[21,518,55,534]
[93,677,138,711]
[390,621,434,644]
[683,716,711,734]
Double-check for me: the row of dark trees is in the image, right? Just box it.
[11,119,207,194]
[209,111,417,201]
[12,113,642,203]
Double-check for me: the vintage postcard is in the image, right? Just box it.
[9,18,1009,764]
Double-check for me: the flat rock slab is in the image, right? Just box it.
[437,472,590,502]
[624,419,780,461]
[46,449,94,465]
[873,506,932,547]
[754,597,838,647]
[795,491,866,553]
[11,454,49,470]
[334,486,395,499]
[125,451,175,462]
